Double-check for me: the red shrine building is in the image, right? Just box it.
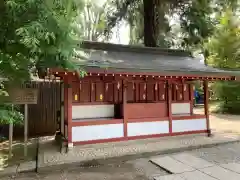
[50,41,237,149]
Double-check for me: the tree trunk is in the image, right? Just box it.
[143,0,157,47]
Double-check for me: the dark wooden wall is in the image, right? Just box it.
[0,81,61,138]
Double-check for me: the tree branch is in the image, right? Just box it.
[104,0,135,35]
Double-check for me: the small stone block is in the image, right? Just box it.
[150,156,195,174]
[199,165,240,180]
[180,170,217,180]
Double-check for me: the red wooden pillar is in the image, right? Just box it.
[189,83,194,115]
[123,81,128,138]
[64,75,73,148]
[203,80,211,137]
[167,81,173,134]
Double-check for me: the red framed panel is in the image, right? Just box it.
[183,83,190,101]
[124,102,168,119]
[114,80,123,103]
[72,119,123,127]
[72,81,80,103]
[146,82,155,102]
[127,117,169,123]
[139,82,146,102]
[158,82,166,101]
[127,81,135,102]
[176,84,183,101]
[95,81,104,102]
[104,82,114,102]
[172,114,206,120]
[79,81,91,102]
[171,83,177,101]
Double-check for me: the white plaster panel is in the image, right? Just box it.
[127,121,169,137]
[172,119,207,133]
[171,103,191,114]
[72,124,124,142]
[72,105,114,119]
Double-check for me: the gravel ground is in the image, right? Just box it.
[3,142,240,180]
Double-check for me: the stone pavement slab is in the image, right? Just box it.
[220,163,240,174]
[200,165,240,180]
[179,170,217,180]
[150,156,195,173]
[171,153,215,169]
[154,174,185,180]
[154,170,217,180]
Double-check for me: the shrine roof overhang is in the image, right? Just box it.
[51,41,240,80]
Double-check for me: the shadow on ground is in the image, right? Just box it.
[0,139,37,171]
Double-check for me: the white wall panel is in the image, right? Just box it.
[127,121,169,137]
[172,119,207,133]
[72,124,124,142]
[172,103,191,114]
[72,105,114,119]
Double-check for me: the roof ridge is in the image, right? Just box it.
[78,41,192,57]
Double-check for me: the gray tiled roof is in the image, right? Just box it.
[74,41,239,77]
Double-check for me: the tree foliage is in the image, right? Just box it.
[105,0,184,47]
[0,0,81,81]
[205,9,240,114]
[0,104,23,125]
[75,0,110,41]
[178,0,214,50]
[106,0,238,48]
[0,0,82,124]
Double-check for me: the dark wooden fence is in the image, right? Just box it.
[0,80,61,138]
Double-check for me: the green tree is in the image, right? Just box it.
[205,9,240,114]
[105,0,182,47]
[126,0,171,47]
[0,0,82,124]
[105,0,238,49]
[76,0,109,41]
[178,0,214,50]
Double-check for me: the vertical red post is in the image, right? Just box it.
[189,83,194,115]
[154,81,158,101]
[167,81,173,134]
[123,81,128,138]
[203,80,211,137]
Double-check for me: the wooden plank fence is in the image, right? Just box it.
[0,80,61,138]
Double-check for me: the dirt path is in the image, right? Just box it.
[210,113,240,134]
[194,107,240,135]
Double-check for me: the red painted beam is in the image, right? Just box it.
[49,68,236,81]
